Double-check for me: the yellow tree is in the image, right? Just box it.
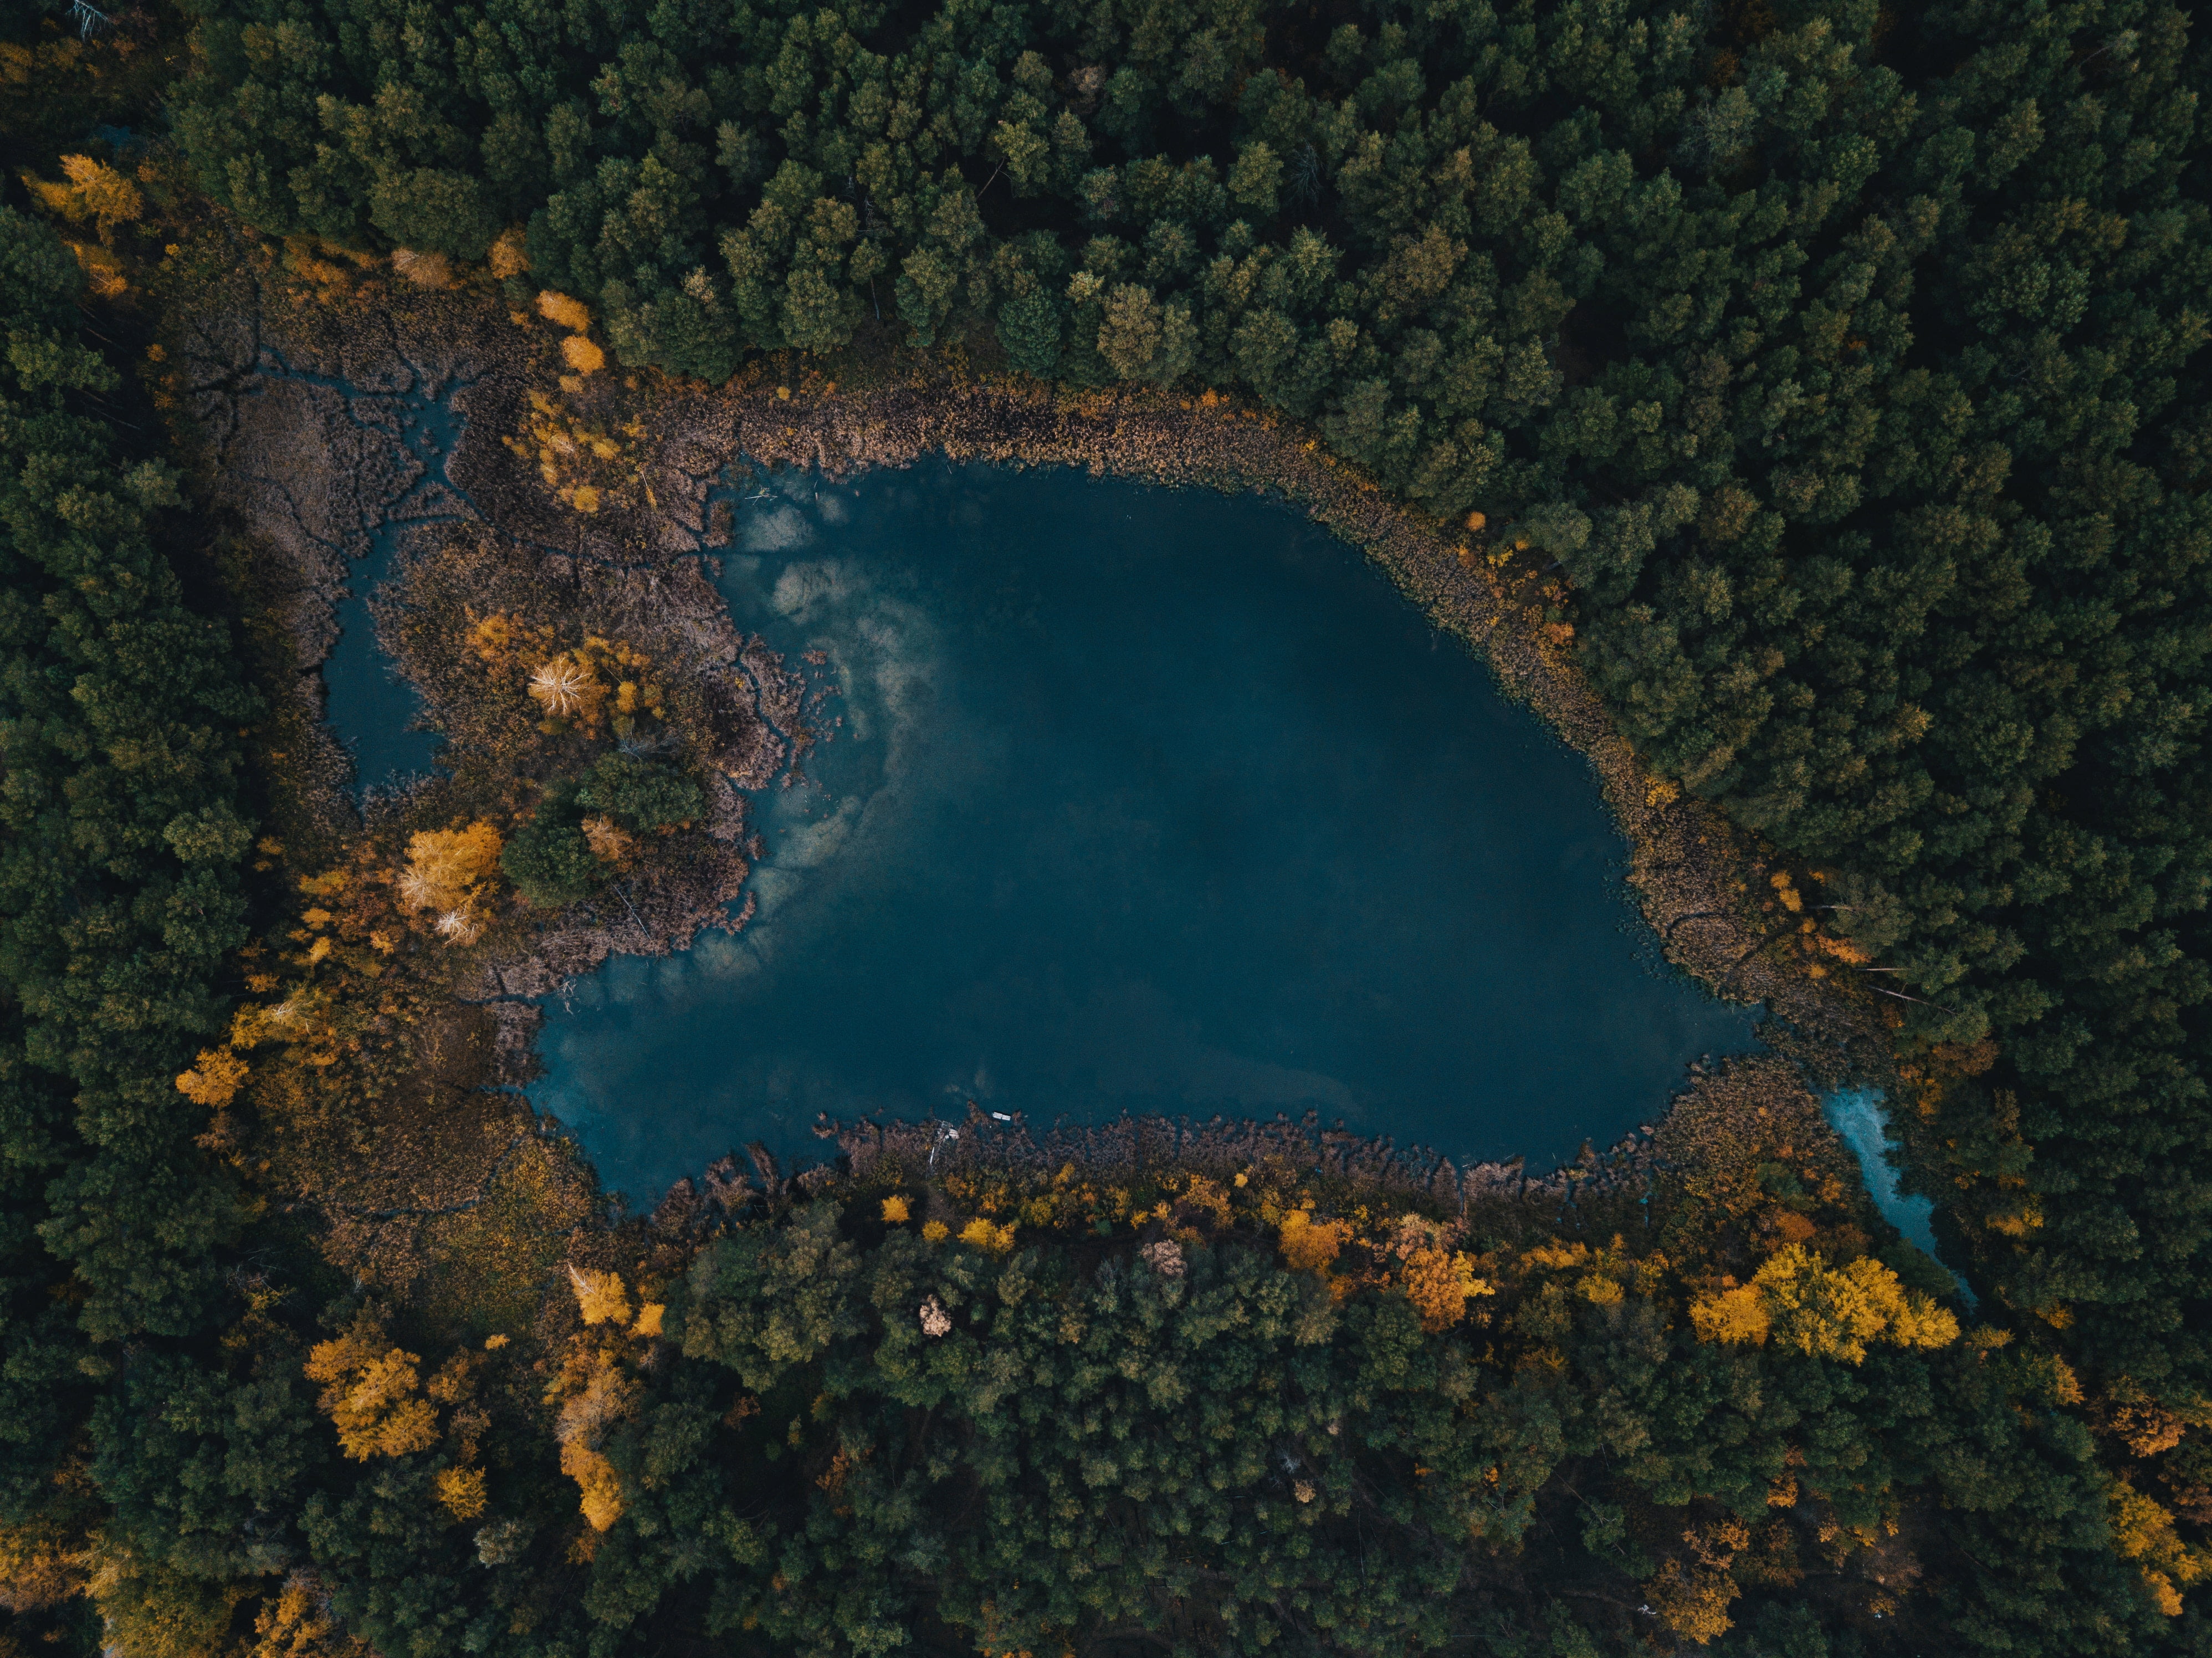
[547,1268,666,1531]
[1388,1215,1493,1332]
[301,1314,439,1460]
[397,821,504,943]
[1689,1245,1959,1363]
[1277,1207,1352,1273]
[21,154,142,241]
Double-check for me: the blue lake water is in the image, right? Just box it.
[259,351,464,793]
[528,463,1763,1203]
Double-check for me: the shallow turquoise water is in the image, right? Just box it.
[1822,1086,1969,1296]
[528,463,1761,1204]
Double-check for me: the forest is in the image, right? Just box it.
[1,0,2209,1652]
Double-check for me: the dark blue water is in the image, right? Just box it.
[255,351,469,792]
[530,463,1761,1203]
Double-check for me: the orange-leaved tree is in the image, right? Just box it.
[1690,1245,1959,1363]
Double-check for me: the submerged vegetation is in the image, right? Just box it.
[1,0,2210,1652]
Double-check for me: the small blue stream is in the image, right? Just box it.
[1822,1085,1970,1296]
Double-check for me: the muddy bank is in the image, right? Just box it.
[174,274,783,999]
[166,270,790,1286]
[641,1052,1858,1250]
[827,1101,1674,1206]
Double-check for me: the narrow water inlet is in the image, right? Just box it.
[1821,1085,1970,1296]
[256,349,474,792]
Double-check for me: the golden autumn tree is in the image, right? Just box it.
[536,290,592,330]
[956,1216,1018,1253]
[397,821,505,944]
[1689,1283,1771,1346]
[303,1314,440,1461]
[524,636,664,734]
[488,227,529,278]
[399,822,504,911]
[1689,1245,1959,1363]
[568,1264,633,1327]
[547,1267,668,1532]
[561,334,606,375]
[527,652,605,726]
[433,1467,488,1521]
[0,1506,90,1614]
[247,1573,377,1658]
[1278,1207,1351,1274]
[22,153,142,240]
[1387,1215,1493,1332]
[18,155,142,298]
[175,1045,249,1108]
[2109,1480,2212,1616]
[1642,1519,1751,1645]
[580,815,638,868]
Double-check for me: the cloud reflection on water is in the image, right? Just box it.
[532,463,1764,1205]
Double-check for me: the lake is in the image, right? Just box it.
[524,462,1762,1204]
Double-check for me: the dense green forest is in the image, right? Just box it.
[160,0,2212,1394]
[2,0,2211,1652]
[0,198,269,1634]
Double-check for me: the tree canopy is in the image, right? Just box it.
[2,0,2211,1651]
[161,0,2212,1409]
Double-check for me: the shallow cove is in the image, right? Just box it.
[530,462,1760,1202]
[260,350,466,792]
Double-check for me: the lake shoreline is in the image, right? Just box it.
[642,1051,1849,1248]
[176,270,1899,1238]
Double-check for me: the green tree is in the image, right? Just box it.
[500,785,604,907]
[576,753,703,831]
